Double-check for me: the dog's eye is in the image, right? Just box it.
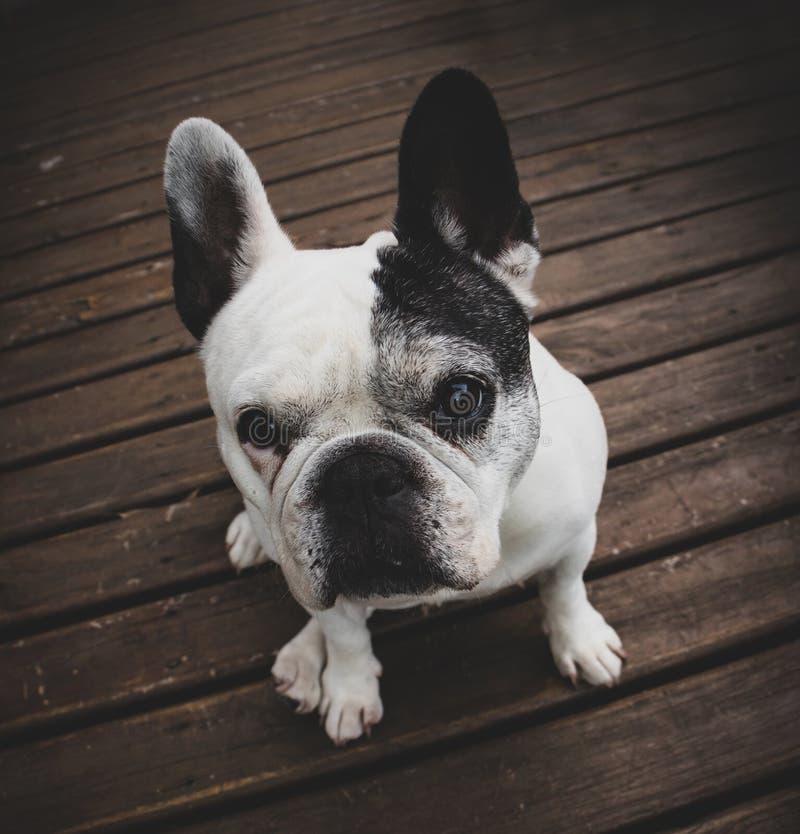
[236,407,281,449]
[431,375,492,438]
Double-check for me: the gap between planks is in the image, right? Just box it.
[1,525,797,833]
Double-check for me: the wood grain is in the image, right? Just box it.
[2,520,796,833]
[0,10,761,224]
[0,0,540,157]
[2,44,797,297]
[3,92,797,350]
[171,641,800,834]
[0,0,325,81]
[5,15,795,251]
[2,0,735,178]
[663,787,800,833]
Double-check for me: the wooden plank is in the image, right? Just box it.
[0,0,542,158]
[534,253,800,379]
[1,519,797,833]
[0,490,243,633]
[535,138,799,251]
[14,0,792,179]
[1,411,797,736]
[2,46,797,295]
[0,10,742,223]
[0,303,195,406]
[0,0,321,81]
[4,0,375,116]
[4,13,790,237]
[2,323,796,631]
[5,91,798,352]
[1,245,797,544]
[597,323,800,461]
[0,414,224,548]
[664,788,800,834]
[158,641,800,834]
[0,0,651,187]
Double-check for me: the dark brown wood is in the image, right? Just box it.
[2,413,796,738]
[534,252,800,379]
[5,13,794,250]
[1,325,795,632]
[3,0,744,177]
[664,788,800,833]
[2,92,797,351]
[1,4,798,831]
[2,9,769,223]
[170,642,800,834]
[0,6,585,186]
[2,521,796,834]
[3,45,797,297]
[598,322,800,460]
[0,0,541,158]
[0,0,322,81]
[4,0,389,121]
[0,5,620,215]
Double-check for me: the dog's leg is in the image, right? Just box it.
[225,509,270,571]
[539,520,626,687]
[316,600,383,745]
[271,617,326,714]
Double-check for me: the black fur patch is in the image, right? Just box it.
[394,67,536,261]
[371,242,533,392]
[166,156,246,340]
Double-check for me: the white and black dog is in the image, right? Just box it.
[164,69,625,745]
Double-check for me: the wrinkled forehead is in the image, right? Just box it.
[208,242,382,410]
[205,235,531,417]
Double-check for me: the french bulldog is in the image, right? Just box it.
[163,69,625,745]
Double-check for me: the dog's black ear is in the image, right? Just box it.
[164,118,292,339]
[394,69,539,308]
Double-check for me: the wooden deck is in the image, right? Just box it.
[1,0,799,830]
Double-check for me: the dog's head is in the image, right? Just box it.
[164,70,541,609]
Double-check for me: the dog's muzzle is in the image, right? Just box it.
[312,439,459,600]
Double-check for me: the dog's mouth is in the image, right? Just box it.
[275,431,490,607]
[314,535,478,605]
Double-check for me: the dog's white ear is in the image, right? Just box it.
[164,118,292,339]
[394,69,539,311]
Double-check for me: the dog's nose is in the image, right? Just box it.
[320,451,411,516]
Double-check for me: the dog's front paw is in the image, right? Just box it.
[225,510,268,571]
[545,602,626,688]
[320,655,383,746]
[272,627,325,715]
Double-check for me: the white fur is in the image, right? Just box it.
[170,122,623,744]
[475,240,540,314]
